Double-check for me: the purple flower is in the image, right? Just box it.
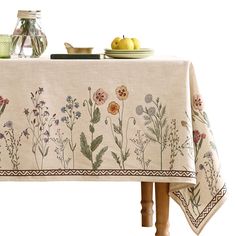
[24,108,29,116]
[66,96,72,102]
[4,121,13,128]
[38,87,44,94]
[74,102,80,108]
[23,129,30,139]
[66,104,73,110]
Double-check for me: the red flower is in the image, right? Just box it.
[193,94,203,111]
[193,130,201,143]
[201,133,206,139]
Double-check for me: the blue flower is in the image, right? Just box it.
[74,102,80,108]
[75,111,81,118]
[61,107,66,113]
[66,96,72,102]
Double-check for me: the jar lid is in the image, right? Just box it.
[17,10,41,19]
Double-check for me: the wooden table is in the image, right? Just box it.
[141,182,169,236]
[0,58,226,235]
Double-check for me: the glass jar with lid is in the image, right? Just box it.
[12,10,47,58]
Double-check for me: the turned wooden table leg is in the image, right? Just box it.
[155,183,170,236]
[141,182,154,227]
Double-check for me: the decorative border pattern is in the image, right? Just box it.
[172,184,227,229]
[0,169,196,178]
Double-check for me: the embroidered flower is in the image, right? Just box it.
[193,94,203,111]
[107,101,120,115]
[193,130,201,143]
[145,94,153,103]
[115,85,129,100]
[136,105,144,115]
[93,88,108,105]
[0,97,9,105]
[4,120,13,128]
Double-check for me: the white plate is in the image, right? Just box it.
[105,52,153,59]
[105,48,154,54]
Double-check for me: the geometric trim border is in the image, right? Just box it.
[0,169,196,178]
[172,184,227,229]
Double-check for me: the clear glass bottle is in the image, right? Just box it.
[11,10,47,58]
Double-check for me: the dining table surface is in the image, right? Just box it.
[0,57,226,235]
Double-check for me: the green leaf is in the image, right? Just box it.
[44,146,49,157]
[38,146,43,156]
[89,124,95,133]
[89,98,93,106]
[123,149,130,161]
[80,132,92,161]
[199,137,203,150]
[162,118,167,128]
[113,123,121,134]
[192,109,199,116]
[111,151,122,168]
[93,146,108,169]
[91,135,103,152]
[161,105,166,119]
[146,126,156,136]
[114,136,122,149]
[145,133,157,143]
[91,107,100,124]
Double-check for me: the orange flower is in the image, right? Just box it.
[115,85,129,100]
[107,101,120,115]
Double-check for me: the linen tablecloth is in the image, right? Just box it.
[0,59,226,234]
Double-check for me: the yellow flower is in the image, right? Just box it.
[115,85,129,100]
[107,101,120,115]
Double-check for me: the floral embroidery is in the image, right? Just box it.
[193,94,203,111]
[93,88,108,105]
[193,129,206,163]
[61,96,81,168]
[107,101,120,115]
[106,85,135,169]
[24,88,57,169]
[130,130,151,170]
[115,85,129,100]
[0,96,9,118]
[51,129,69,169]
[187,183,201,216]
[80,87,108,170]
[136,95,168,170]
[0,121,28,170]
[199,151,220,197]
[192,94,210,127]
